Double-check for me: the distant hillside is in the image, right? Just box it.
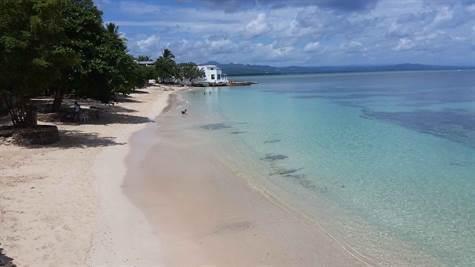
[202,62,475,76]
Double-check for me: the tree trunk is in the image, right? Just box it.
[23,102,37,127]
[52,88,64,112]
[1,94,21,126]
[3,95,37,128]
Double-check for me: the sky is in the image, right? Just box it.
[94,0,475,66]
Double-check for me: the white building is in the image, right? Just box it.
[197,65,229,85]
[136,60,155,66]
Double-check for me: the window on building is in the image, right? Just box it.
[217,74,221,80]
[211,74,215,80]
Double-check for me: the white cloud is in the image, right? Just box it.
[243,13,271,38]
[136,34,160,52]
[119,1,161,15]
[394,38,415,50]
[254,42,294,60]
[113,0,475,65]
[207,38,238,54]
[346,41,363,48]
[304,41,320,52]
[432,6,454,25]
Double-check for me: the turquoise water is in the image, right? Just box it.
[184,70,475,266]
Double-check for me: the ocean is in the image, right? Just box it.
[181,70,475,266]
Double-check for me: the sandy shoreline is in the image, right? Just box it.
[123,92,374,266]
[2,86,375,266]
[0,86,178,267]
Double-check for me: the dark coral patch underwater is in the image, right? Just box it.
[200,123,233,130]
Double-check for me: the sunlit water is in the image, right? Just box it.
[181,70,475,266]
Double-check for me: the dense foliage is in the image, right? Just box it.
[177,63,205,83]
[0,0,203,127]
[0,0,76,126]
[0,0,152,126]
[154,50,204,83]
[155,49,178,83]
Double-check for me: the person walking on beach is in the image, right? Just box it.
[73,101,81,122]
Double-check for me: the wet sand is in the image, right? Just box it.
[123,93,376,267]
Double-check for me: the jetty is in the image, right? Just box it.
[192,80,256,87]
[228,80,257,86]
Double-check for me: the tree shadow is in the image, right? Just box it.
[50,130,125,148]
[114,95,142,103]
[59,113,153,126]
[132,89,149,94]
[86,113,153,125]
[106,105,137,113]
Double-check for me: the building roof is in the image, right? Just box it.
[136,60,155,65]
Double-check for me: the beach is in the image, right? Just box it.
[0,86,177,266]
[2,71,474,267]
[0,85,372,267]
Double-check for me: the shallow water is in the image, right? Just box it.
[183,70,475,267]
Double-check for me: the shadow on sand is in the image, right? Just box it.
[60,113,153,126]
[87,113,153,125]
[50,130,125,148]
[106,105,138,113]
[114,95,143,103]
[132,89,150,94]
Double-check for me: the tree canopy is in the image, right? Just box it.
[0,0,201,128]
[155,49,178,83]
[0,0,152,126]
[136,55,152,62]
[177,63,205,83]
[0,0,77,126]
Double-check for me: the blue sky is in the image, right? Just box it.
[95,0,475,66]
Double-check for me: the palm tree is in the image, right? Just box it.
[137,55,152,61]
[162,49,175,60]
[106,22,119,36]
[155,49,178,83]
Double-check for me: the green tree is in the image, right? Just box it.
[1,0,156,127]
[0,0,77,127]
[133,64,158,88]
[144,65,158,80]
[136,55,152,62]
[60,6,137,103]
[54,2,139,106]
[50,0,103,111]
[155,49,178,83]
[178,63,205,83]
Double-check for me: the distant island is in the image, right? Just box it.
[203,62,475,76]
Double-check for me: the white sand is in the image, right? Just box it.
[0,86,177,267]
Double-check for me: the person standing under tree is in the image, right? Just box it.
[73,101,81,122]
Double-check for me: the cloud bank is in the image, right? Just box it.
[97,0,475,66]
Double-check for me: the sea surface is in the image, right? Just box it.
[182,70,475,266]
